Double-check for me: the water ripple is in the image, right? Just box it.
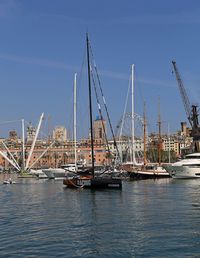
[0,176,199,257]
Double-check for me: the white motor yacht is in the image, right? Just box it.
[165,153,200,179]
[29,169,48,179]
[42,168,67,179]
[61,164,79,173]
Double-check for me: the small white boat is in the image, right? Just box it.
[3,178,16,184]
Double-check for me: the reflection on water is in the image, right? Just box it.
[0,174,199,257]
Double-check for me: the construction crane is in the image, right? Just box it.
[172,60,200,146]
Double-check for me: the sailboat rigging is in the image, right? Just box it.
[63,34,122,189]
[88,42,120,162]
[74,73,77,172]
[87,34,95,178]
[120,65,170,179]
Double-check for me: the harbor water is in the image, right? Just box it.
[0,174,199,257]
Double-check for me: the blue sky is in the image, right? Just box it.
[0,0,200,138]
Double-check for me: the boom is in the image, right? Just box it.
[172,60,192,126]
[172,60,200,146]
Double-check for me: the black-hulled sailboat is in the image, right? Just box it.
[63,34,122,189]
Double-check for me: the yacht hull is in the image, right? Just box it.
[129,170,170,180]
[165,165,200,179]
[63,176,122,189]
[43,168,66,179]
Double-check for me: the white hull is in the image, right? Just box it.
[42,168,66,179]
[3,179,16,184]
[134,170,169,176]
[29,169,48,179]
[164,153,200,179]
[165,165,200,179]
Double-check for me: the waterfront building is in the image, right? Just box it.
[26,123,36,143]
[0,138,108,169]
[180,121,191,137]
[9,130,18,141]
[0,118,196,170]
[93,117,106,141]
[53,126,67,143]
[108,136,144,162]
[163,137,180,156]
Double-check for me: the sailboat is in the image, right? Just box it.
[122,65,170,179]
[63,34,122,189]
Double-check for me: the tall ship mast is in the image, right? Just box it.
[158,97,162,166]
[63,34,122,189]
[86,33,95,178]
[143,102,147,166]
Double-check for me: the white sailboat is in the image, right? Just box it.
[123,65,170,179]
[43,74,79,180]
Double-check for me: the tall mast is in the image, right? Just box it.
[86,34,95,177]
[158,97,161,165]
[21,118,25,170]
[143,102,147,166]
[131,64,136,165]
[74,73,77,171]
[168,123,171,163]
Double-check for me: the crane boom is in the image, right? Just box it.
[172,60,192,126]
[172,60,200,148]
